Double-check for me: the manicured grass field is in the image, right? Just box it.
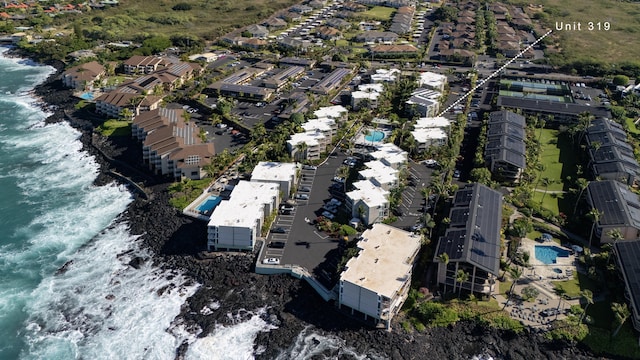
[508,0,640,63]
[535,129,577,192]
[551,272,598,299]
[361,6,396,21]
[98,120,130,137]
[531,191,562,214]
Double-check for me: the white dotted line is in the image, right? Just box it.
[437,29,554,117]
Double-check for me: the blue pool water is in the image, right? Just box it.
[535,245,569,265]
[365,130,385,142]
[196,195,222,213]
[79,92,94,100]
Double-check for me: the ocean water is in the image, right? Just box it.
[0,48,203,359]
[0,47,492,360]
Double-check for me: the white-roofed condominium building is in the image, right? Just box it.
[339,224,421,329]
[207,181,280,251]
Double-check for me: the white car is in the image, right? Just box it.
[423,159,438,167]
[262,258,280,265]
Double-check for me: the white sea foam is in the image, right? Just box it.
[275,327,386,360]
[185,308,277,360]
[19,223,200,360]
[0,47,54,93]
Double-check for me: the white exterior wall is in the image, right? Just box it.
[340,280,381,319]
[207,224,255,251]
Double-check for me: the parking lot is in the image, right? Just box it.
[261,152,351,287]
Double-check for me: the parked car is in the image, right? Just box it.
[299,186,311,192]
[295,241,310,248]
[423,159,438,167]
[268,241,286,248]
[271,227,288,234]
[328,198,342,206]
[262,257,281,265]
[332,176,345,183]
[453,169,461,179]
[295,193,309,200]
[302,165,317,170]
[280,204,295,211]
[321,211,335,219]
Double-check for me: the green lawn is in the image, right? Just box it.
[98,120,130,137]
[535,129,578,192]
[531,191,563,215]
[582,301,640,358]
[625,117,640,135]
[499,280,512,296]
[526,229,561,244]
[551,272,599,299]
[361,6,396,21]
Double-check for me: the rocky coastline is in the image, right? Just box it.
[29,61,611,359]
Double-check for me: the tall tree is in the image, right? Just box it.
[438,253,450,295]
[572,178,589,216]
[502,265,522,310]
[580,289,594,323]
[611,302,631,337]
[456,269,470,298]
[587,208,602,250]
[540,177,552,205]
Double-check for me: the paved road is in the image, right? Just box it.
[262,152,351,287]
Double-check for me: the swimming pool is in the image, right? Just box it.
[365,130,385,142]
[534,245,569,265]
[196,195,222,213]
[79,92,94,100]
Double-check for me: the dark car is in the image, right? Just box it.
[299,186,311,192]
[271,227,288,234]
[295,241,310,248]
[268,241,286,248]
[279,209,292,215]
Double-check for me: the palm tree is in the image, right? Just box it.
[554,286,567,321]
[423,212,436,238]
[502,266,522,310]
[606,228,623,264]
[438,252,450,295]
[456,269,470,298]
[572,178,589,216]
[587,208,602,250]
[540,177,552,205]
[580,289,594,323]
[611,302,631,337]
[294,142,308,162]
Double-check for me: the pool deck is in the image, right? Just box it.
[354,129,391,146]
[521,238,576,280]
[491,237,581,329]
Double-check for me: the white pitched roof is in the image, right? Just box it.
[348,180,389,208]
[418,71,447,89]
[251,161,297,183]
[314,105,348,119]
[208,181,278,228]
[369,143,407,166]
[415,116,451,129]
[411,127,448,143]
[359,160,398,186]
[288,130,326,147]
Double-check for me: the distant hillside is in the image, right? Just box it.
[71,0,299,41]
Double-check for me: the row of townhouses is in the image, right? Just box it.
[287,105,348,160]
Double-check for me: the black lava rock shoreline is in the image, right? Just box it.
[28,59,612,360]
